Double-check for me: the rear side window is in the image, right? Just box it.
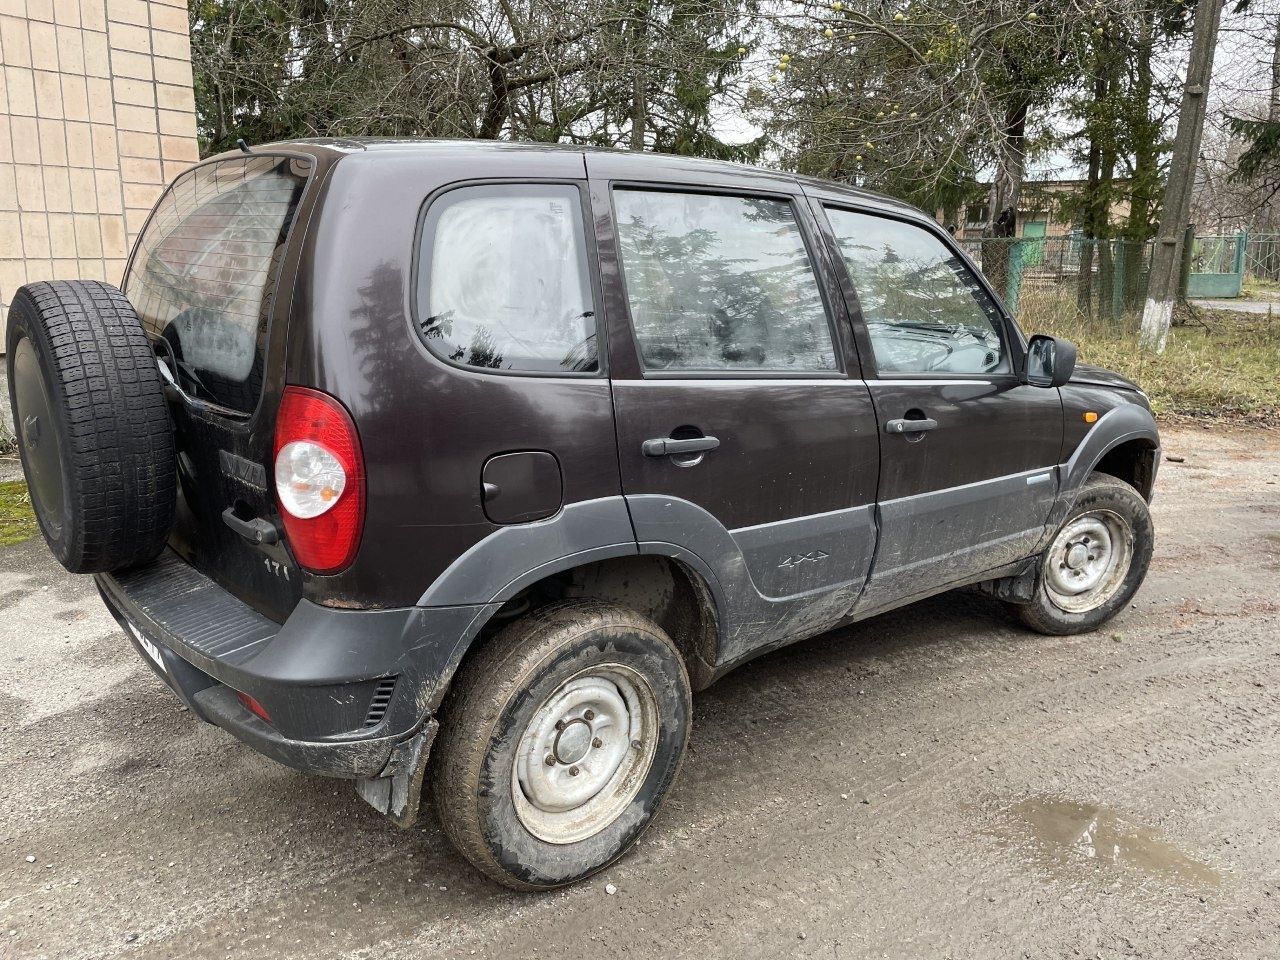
[613,189,836,373]
[416,184,598,374]
[125,156,310,414]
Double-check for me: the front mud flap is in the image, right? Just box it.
[355,719,439,829]
[978,557,1039,605]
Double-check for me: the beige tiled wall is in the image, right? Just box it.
[0,0,199,318]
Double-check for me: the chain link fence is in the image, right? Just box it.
[958,230,1266,321]
[957,236,1154,321]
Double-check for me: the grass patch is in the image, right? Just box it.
[1016,288,1280,421]
[1242,276,1280,300]
[0,479,38,547]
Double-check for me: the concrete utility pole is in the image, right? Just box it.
[1270,13,1280,124]
[1139,0,1225,352]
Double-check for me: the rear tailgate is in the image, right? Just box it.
[122,153,316,622]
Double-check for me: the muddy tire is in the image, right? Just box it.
[5,281,175,573]
[432,600,692,890]
[1014,473,1154,635]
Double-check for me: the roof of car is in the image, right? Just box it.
[234,137,922,218]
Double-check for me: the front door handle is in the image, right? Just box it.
[885,417,938,435]
[642,436,721,457]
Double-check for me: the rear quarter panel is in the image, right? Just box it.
[286,148,624,609]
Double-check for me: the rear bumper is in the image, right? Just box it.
[95,549,490,780]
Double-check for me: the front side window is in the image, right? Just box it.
[416,184,597,374]
[125,155,310,414]
[614,189,836,372]
[825,208,1008,375]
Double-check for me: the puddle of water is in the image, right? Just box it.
[1009,797,1220,887]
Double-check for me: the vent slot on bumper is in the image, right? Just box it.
[365,678,397,728]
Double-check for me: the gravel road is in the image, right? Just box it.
[2,423,1278,960]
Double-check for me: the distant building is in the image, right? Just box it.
[945,179,1134,241]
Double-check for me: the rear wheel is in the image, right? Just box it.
[5,281,175,573]
[1014,473,1154,635]
[432,601,691,889]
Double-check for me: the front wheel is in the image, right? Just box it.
[431,601,691,889]
[1014,473,1155,635]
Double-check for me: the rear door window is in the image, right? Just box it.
[124,156,310,414]
[612,189,836,373]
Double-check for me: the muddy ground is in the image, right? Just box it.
[1,423,1278,960]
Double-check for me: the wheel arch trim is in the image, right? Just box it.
[416,497,638,607]
[413,494,734,705]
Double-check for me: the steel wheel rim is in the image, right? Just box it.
[512,664,659,845]
[12,337,66,538]
[1044,509,1133,614]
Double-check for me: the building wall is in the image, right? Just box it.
[0,0,199,319]
[947,181,1135,241]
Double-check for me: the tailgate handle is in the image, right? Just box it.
[222,507,279,546]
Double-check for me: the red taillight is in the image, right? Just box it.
[237,691,272,724]
[273,386,365,574]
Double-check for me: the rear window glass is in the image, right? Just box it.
[415,184,598,374]
[125,156,310,414]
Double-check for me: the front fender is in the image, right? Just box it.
[1049,403,1160,529]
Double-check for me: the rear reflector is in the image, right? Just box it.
[273,386,365,573]
[236,691,272,724]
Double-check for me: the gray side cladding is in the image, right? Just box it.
[628,494,875,666]
[409,403,1159,678]
[413,491,879,669]
[857,466,1058,615]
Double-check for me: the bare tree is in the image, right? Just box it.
[190,0,758,156]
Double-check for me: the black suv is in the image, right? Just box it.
[6,140,1159,889]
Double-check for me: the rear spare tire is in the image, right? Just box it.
[5,281,175,573]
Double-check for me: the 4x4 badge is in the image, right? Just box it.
[779,550,829,568]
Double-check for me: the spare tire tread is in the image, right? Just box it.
[8,280,175,572]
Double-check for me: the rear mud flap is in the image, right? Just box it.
[355,719,439,829]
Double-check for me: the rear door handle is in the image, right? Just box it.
[642,436,721,457]
[885,418,938,434]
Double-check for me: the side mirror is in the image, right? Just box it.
[1025,334,1077,388]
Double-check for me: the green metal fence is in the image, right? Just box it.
[958,230,1260,314]
[1187,233,1247,298]
[1244,234,1280,283]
